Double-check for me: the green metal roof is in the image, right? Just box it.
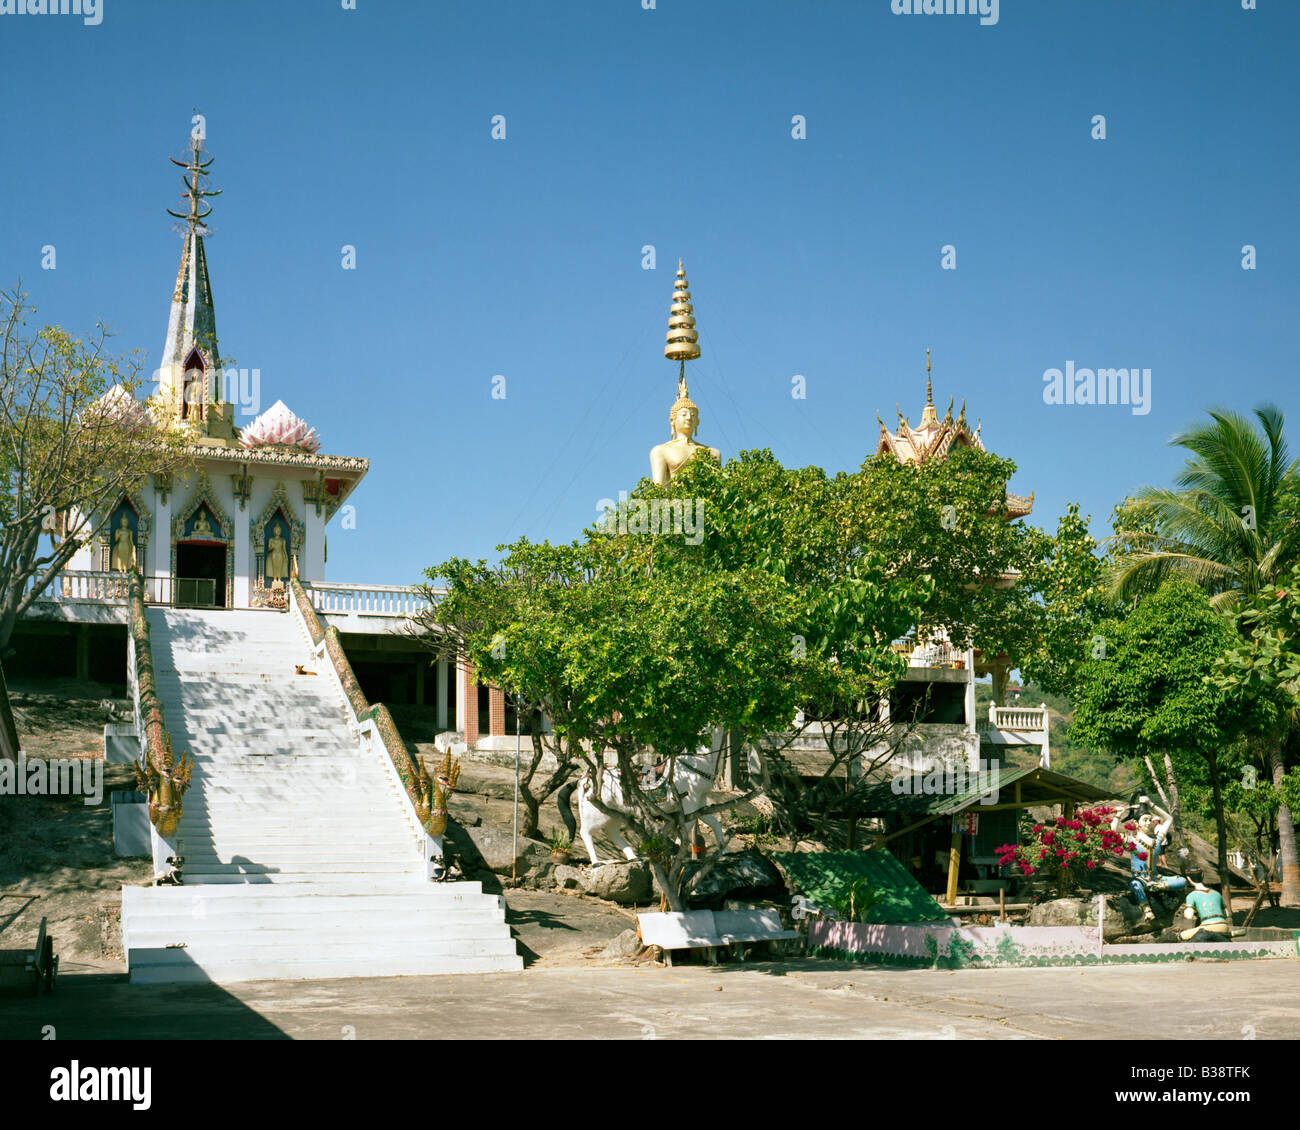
[853,765,1113,817]
[771,850,951,923]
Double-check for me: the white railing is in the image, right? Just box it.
[891,639,965,668]
[988,703,1048,732]
[304,581,442,619]
[29,570,173,606]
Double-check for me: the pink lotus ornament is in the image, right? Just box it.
[240,400,321,452]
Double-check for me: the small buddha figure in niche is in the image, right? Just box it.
[649,377,720,486]
[110,514,136,572]
[191,509,215,538]
[266,522,290,584]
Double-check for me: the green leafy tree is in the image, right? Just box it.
[1108,406,1300,906]
[414,536,800,909]
[1209,564,1300,903]
[1020,503,1116,698]
[1070,580,1253,906]
[839,445,1049,676]
[603,450,932,840]
[0,285,188,652]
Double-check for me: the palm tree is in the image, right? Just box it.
[1109,405,1300,906]
[1111,406,1298,606]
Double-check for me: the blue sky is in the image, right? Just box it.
[2,1,1297,586]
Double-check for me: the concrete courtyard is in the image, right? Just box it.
[2,958,1296,1041]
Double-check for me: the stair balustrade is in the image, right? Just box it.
[302,581,442,620]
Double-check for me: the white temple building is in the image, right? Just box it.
[63,141,367,613]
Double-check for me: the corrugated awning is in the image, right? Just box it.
[854,765,1114,817]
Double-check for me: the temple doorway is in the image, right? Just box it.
[175,542,227,607]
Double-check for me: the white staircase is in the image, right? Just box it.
[122,607,522,983]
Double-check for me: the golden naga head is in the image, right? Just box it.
[416,750,461,836]
[135,734,195,837]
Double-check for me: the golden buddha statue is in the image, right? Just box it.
[191,509,214,538]
[110,514,136,572]
[649,261,719,485]
[650,376,719,486]
[266,522,290,582]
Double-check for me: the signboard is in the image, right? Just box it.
[952,812,979,836]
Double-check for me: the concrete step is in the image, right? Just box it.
[178,799,402,814]
[176,848,417,865]
[181,861,420,877]
[130,934,520,959]
[127,951,524,984]
[124,900,502,926]
[175,873,426,885]
[176,809,407,823]
[186,754,367,766]
[124,880,486,902]
[127,918,509,946]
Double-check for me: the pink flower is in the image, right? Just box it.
[1086,861,1096,870]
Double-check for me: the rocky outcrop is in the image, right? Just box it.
[600,928,646,959]
[554,861,654,906]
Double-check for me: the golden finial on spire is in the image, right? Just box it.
[920,349,939,428]
[665,259,701,364]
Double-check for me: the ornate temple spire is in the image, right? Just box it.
[157,131,236,441]
[161,135,222,377]
[919,347,939,428]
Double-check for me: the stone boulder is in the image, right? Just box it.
[1028,894,1171,940]
[601,928,646,960]
[552,861,654,906]
[684,850,786,907]
[460,824,546,875]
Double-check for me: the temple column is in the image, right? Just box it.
[152,489,172,582]
[459,661,478,746]
[489,686,506,738]
[233,503,251,608]
[965,649,977,733]
[436,659,449,730]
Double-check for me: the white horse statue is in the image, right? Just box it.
[577,748,728,865]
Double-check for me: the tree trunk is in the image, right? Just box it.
[1209,753,1232,911]
[649,859,683,912]
[520,791,540,840]
[1268,740,1299,907]
[1143,755,1170,810]
[1162,751,1184,854]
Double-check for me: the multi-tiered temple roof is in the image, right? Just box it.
[876,353,1033,519]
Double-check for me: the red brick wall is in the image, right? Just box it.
[461,661,479,746]
[488,686,506,737]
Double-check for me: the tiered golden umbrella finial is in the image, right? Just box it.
[664,259,702,368]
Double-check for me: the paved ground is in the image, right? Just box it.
[2,957,1296,1041]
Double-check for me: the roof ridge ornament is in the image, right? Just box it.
[166,130,221,234]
